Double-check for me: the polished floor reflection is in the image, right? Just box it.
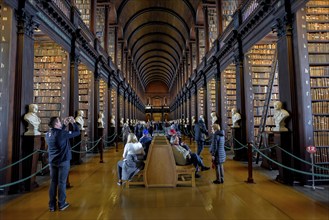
[1,137,328,220]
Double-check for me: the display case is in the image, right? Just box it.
[33,42,69,133]
[306,0,329,181]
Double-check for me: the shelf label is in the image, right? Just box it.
[306,145,317,154]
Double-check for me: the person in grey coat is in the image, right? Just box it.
[194,115,208,156]
[209,123,226,184]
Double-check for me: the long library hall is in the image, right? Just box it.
[0,0,329,219]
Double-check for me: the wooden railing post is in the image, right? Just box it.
[246,143,255,183]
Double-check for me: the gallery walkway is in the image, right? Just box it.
[1,137,328,220]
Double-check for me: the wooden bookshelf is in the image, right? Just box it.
[221,0,238,31]
[306,0,329,180]
[99,79,107,113]
[96,6,105,48]
[208,7,218,48]
[198,28,205,63]
[208,78,216,113]
[78,64,92,138]
[110,88,117,121]
[222,63,236,140]
[108,27,115,60]
[75,0,91,28]
[246,43,279,142]
[33,42,69,133]
[198,87,204,117]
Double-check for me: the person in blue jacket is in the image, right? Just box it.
[45,116,80,212]
[210,123,226,184]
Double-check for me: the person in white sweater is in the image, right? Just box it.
[117,133,145,185]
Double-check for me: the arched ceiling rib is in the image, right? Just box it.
[110,0,200,90]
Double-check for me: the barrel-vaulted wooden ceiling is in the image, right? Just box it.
[98,0,213,91]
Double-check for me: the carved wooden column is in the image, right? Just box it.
[104,5,109,54]
[93,58,101,152]
[195,27,200,65]
[11,7,38,194]
[215,0,223,37]
[214,60,222,126]
[202,5,210,54]
[234,49,248,161]
[274,14,298,185]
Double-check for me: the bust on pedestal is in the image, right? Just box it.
[273,101,289,132]
[191,116,196,126]
[110,115,116,127]
[75,110,85,131]
[23,104,42,191]
[98,111,105,128]
[73,110,85,164]
[210,112,218,125]
[24,104,41,136]
[97,111,104,163]
[231,108,241,128]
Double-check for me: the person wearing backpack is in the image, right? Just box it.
[210,123,226,184]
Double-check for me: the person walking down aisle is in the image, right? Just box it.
[194,115,208,156]
[170,134,210,178]
[45,116,80,211]
[210,124,226,184]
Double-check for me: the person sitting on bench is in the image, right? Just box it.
[117,133,145,185]
[139,129,152,160]
[170,134,210,178]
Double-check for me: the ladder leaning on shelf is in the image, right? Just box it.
[255,49,278,164]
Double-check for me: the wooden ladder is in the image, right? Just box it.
[255,49,278,164]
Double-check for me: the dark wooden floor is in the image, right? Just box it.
[1,135,328,220]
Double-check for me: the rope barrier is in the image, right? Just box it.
[0,164,50,189]
[0,150,39,172]
[252,146,329,178]
[102,134,117,144]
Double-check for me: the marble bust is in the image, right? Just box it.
[186,117,189,125]
[210,112,218,125]
[120,118,124,126]
[75,110,85,130]
[24,104,41,136]
[231,108,241,128]
[273,101,289,132]
[98,111,105,128]
[192,116,196,126]
[110,115,115,127]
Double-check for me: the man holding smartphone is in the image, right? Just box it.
[45,116,80,212]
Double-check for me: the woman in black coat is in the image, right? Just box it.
[209,123,226,184]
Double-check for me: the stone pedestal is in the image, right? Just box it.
[98,128,104,163]
[232,127,248,161]
[109,127,115,146]
[273,131,294,185]
[260,132,278,170]
[71,133,83,165]
[22,135,41,191]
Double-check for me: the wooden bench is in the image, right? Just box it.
[176,164,196,187]
[125,143,153,188]
[126,135,196,188]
